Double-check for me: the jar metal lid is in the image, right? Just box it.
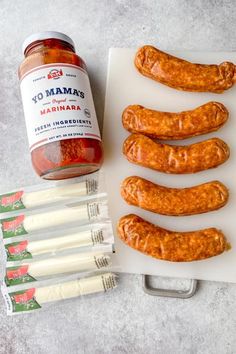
[22,31,75,54]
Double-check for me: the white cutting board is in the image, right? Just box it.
[103,48,236,283]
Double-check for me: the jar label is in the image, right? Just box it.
[20,63,101,151]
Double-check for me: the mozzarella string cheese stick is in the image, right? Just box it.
[36,272,117,303]
[2,273,117,314]
[22,181,92,207]
[27,230,104,255]
[5,224,113,261]
[0,174,100,214]
[5,253,111,286]
[24,205,90,232]
[0,200,108,238]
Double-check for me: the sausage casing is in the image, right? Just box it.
[121,176,229,216]
[123,134,230,174]
[117,214,230,262]
[122,102,228,140]
[135,45,236,93]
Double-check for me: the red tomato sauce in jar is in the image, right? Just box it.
[19,32,103,180]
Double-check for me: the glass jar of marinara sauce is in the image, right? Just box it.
[19,32,103,180]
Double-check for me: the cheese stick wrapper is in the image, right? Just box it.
[0,198,108,239]
[2,273,117,315]
[4,222,114,262]
[0,172,103,214]
[5,252,111,286]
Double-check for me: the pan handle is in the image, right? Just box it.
[142,274,198,299]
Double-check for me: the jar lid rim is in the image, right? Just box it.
[22,31,75,54]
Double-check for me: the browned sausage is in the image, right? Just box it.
[123,134,230,174]
[122,102,229,140]
[135,45,236,93]
[117,214,230,262]
[121,176,229,216]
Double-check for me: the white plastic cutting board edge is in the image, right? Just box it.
[103,48,236,283]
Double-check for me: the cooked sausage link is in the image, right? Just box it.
[122,102,228,140]
[135,45,236,93]
[123,134,230,174]
[121,176,229,216]
[117,214,230,262]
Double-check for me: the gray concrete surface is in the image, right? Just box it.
[0,0,236,353]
